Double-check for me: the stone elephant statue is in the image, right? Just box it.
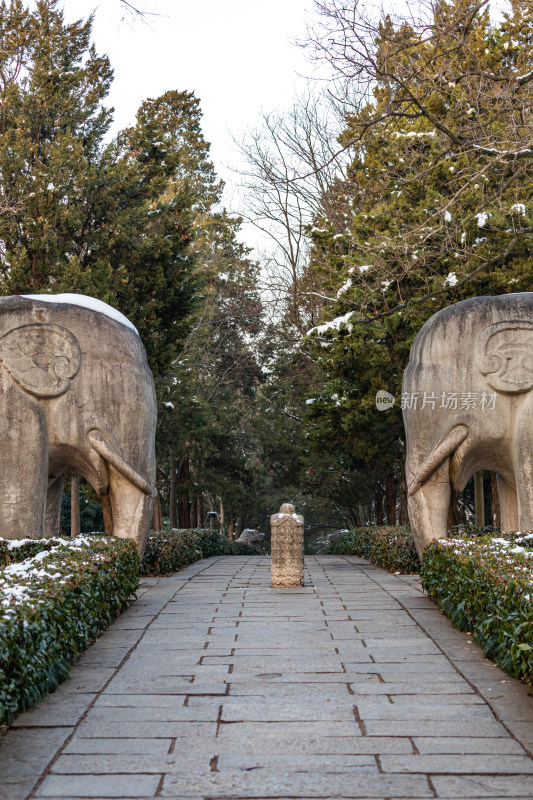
[0,294,156,553]
[403,293,533,557]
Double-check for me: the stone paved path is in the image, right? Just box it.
[1,554,533,799]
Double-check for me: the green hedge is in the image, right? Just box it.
[0,528,257,727]
[328,526,420,574]
[0,536,66,568]
[421,534,533,682]
[142,528,259,575]
[0,535,139,727]
[1,529,259,578]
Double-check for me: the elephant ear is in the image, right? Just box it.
[0,324,81,397]
[477,320,533,393]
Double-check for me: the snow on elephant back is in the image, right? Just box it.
[403,292,533,559]
[0,293,157,554]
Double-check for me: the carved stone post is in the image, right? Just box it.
[271,503,304,587]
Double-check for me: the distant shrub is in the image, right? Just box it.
[304,535,330,555]
[141,528,259,576]
[448,524,502,538]
[421,533,533,682]
[230,540,261,556]
[329,526,420,574]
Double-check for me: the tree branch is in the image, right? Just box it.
[359,237,523,322]
[117,1,162,20]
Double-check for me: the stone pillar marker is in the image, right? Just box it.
[270,503,304,587]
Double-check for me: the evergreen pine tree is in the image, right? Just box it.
[0,1,220,376]
[301,0,533,517]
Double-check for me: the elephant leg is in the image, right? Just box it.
[108,464,154,554]
[516,474,533,534]
[44,475,65,538]
[513,432,533,533]
[407,459,451,559]
[496,475,518,533]
[0,386,47,539]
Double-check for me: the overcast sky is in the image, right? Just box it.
[62,0,317,246]
[62,0,509,254]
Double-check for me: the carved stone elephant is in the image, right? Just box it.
[403,293,533,557]
[0,294,156,553]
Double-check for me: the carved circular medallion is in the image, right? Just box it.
[0,323,81,397]
[477,320,533,394]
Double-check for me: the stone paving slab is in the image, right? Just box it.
[159,771,434,797]
[0,554,532,799]
[62,738,173,755]
[413,736,527,754]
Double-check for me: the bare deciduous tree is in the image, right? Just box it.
[117,0,161,21]
[232,87,353,334]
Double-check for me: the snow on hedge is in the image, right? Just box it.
[0,535,103,618]
[0,535,140,726]
[421,532,533,682]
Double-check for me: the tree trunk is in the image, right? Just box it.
[228,520,234,540]
[190,498,197,529]
[475,471,485,527]
[178,453,190,528]
[457,492,467,525]
[385,473,396,525]
[357,503,365,526]
[169,455,178,529]
[197,497,204,529]
[374,484,384,525]
[219,498,225,537]
[399,474,409,525]
[491,472,501,527]
[448,485,459,530]
[101,492,114,534]
[151,481,163,532]
[71,474,80,537]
